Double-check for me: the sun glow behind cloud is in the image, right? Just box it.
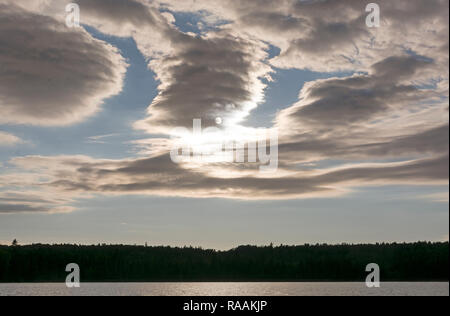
[0,0,448,215]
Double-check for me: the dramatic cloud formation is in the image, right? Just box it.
[135,31,271,133]
[0,2,127,126]
[277,55,439,131]
[0,0,448,213]
[157,0,449,72]
[1,152,446,213]
[12,0,271,133]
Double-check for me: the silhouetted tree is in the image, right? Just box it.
[0,242,447,282]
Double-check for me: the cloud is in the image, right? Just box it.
[0,204,67,214]
[66,0,174,57]
[135,31,272,134]
[277,124,449,165]
[276,55,437,132]
[0,3,127,126]
[352,125,449,157]
[154,0,449,72]
[9,0,273,135]
[0,131,23,146]
[60,1,274,135]
[0,191,76,214]
[1,152,446,208]
[420,192,449,203]
[85,134,120,144]
[272,52,448,169]
[0,0,448,212]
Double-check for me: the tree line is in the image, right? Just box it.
[0,242,448,282]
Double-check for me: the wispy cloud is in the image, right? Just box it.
[420,192,450,203]
[85,134,120,144]
[0,132,23,146]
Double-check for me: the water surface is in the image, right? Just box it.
[0,282,448,296]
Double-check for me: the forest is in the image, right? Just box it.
[0,242,448,282]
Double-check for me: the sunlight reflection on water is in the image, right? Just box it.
[0,282,448,296]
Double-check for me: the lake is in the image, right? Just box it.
[0,282,448,296]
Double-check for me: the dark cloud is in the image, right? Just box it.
[5,151,446,203]
[136,31,271,133]
[287,17,368,54]
[314,154,449,185]
[75,0,161,27]
[372,56,434,82]
[277,124,449,166]
[0,3,126,126]
[278,55,434,129]
[0,204,48,213]
[353,125,450,157]
[0,202,72,213]
[240,11,307,32]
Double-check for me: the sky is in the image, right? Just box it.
[0,0,448,249]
